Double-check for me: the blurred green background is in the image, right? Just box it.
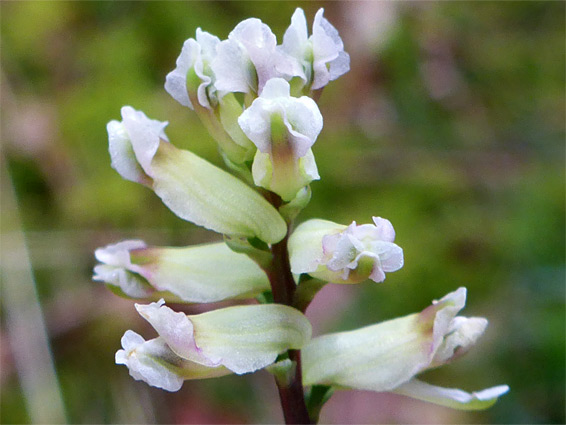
[1,1,564,424]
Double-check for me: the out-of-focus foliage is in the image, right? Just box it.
[1,2,564,424]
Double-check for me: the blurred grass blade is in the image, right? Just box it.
[1,154,67,424]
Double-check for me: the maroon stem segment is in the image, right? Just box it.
[265,195,312,424]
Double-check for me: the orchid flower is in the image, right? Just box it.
[302,288,510,410]
[280,8,350,92]
[116,300,312,391]
[107,106,286,243]
[238,78,322,201]
[289,216,404,284]
[165,28,220,110]
[93,240,270,303]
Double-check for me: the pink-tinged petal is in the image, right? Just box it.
[282,95,323,156]
[229,18,278,93]
[281,8,309,60]
[372,216,396,242]
[165,38,198,109]
[116,331,231,392]
[107,121,150,186]
[120,106,168,177]
[394,379,510,411]
[135,299,217,367]
[375,242,404,272]
[211,39,255,94]
[419,288,467,356]
[279,8,309,82]
[311,9,350,90]
[94,240,146,268]
[368,261,386,283]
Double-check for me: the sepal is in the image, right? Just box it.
[393,380,510,411]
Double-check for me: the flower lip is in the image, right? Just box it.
[320,217,403,283]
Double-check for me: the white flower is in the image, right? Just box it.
[94,240,270,303]
[106,106,287,243]
[289,216,404,284]
[302,288,510,410]
[280,8,350,90]
[165,29,220,110]
[238,78,322,201]
[211,18,294,95]
[130,299,310,373]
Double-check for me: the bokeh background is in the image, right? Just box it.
[1,1,564,424]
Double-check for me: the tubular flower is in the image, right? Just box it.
[280,8,350,92]
[106,106,286,244]
[93,240,270,303]
[238,78,322,201]
[116,299,312,391]
[289,216,403,284]
[302,288,509,410]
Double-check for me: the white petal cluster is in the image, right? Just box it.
[165,29,220,109]
[238,78,322,200]
[280,8,350,90]
[107,106,168,184]
[289,217,404,284]
[322,216,404,282]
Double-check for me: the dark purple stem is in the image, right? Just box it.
[266,194,313,424]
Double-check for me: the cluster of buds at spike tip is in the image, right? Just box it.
[95,6,508,418]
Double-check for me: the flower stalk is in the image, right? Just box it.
[263,191,311,424]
